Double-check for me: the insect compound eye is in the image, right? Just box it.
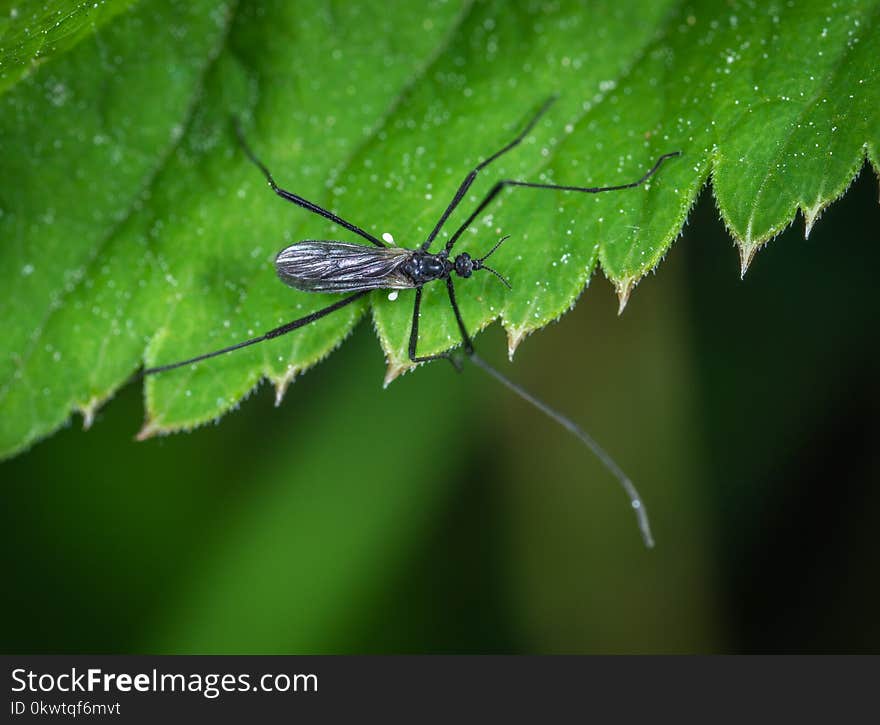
[454,253,474,278]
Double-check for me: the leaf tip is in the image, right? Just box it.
[272,370,296,407]
[615,277,635,315]
[506,326,528,360]
[78,399,100,430]
[383,360,411,387]
[802,200,825,240]
[738,242,759,278]
[78,390,116,431]
[135,419,161,442]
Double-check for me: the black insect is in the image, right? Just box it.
[144,98,680,547]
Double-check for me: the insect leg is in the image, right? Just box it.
[467,352,655,549]
[443,152,681,253]
[408,287,462,371]
[444,277,474,355]
[233,119,385,248]
[421,96,558,251]
[143,290,369,376]
[442,277,654,547]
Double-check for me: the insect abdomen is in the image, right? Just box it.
[275,240,414,293]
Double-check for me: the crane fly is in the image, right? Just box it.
[144,97,681,548]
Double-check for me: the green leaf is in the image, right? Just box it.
[2,0,878,458]
[0,0,139,94]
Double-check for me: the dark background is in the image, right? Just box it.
[2,167,877,654]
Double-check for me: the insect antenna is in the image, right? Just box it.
[477,235,511,263]
[468,352,655,549]
[479,264,512,289]
[472,235,512,287]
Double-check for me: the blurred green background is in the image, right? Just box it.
[2,167,877,654]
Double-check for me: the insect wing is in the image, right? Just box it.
[275,241,414,292]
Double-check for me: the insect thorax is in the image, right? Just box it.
[402,252,451,285]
